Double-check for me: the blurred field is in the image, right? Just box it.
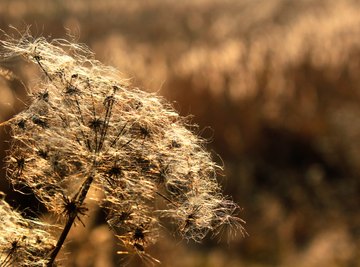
[1,0,360,266]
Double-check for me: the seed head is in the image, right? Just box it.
[1,33,245,262]
[0,194,56,266]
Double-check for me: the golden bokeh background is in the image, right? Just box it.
[1,0,360,266]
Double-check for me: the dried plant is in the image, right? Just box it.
[0,33,245,266]
[0,193,56,266]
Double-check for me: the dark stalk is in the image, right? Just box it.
[34,55,53,82]
[46,175,94,266]
[97,95,115,152]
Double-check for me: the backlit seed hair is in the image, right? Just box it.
[1,34,245,265]
[0,194,56,266]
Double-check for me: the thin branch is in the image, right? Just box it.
[46,175,94,266]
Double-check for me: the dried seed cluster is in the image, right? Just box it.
[1,35,245,264]
[0,195,56,266]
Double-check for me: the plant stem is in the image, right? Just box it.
[47,175,94,266]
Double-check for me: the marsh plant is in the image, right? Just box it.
[0,34,245,266]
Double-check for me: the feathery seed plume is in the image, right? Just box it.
[1,33,245,265]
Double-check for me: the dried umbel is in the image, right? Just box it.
[0,193,56,266]
[1,34,245,265]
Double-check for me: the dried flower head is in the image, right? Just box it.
[1,33,245,265]
[0,193,56,266]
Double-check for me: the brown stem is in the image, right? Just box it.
[47,175,94,266]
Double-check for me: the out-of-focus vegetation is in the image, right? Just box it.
[1,0,360,266]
